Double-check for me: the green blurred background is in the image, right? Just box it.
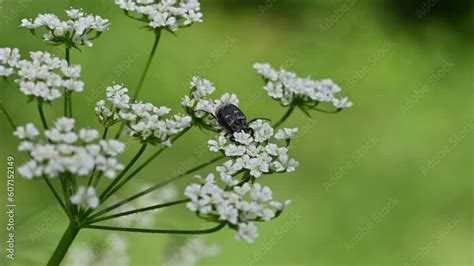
[0,0,472,265]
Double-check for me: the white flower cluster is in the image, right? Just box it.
[96,84,191,146]
[0,48,20,77]
[185,174,291,243]
[253,63,353,109]
[20,8,110,48]
[15,117,125,180]
[70,186,100,209]
[181,76,239,130]
[115,0,203,31]
[0,48,84,101]
[209,121,299,185]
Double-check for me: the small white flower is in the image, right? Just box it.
[332,96,353,109]
[14,123,39,140]
[224,144,246,157]
[274,128,298,140]
[235,223,259,243]
[249,120,274,142]
[79,129,100,142]
[70,186,99,209]
[270,200,292,211]
[233,131,253,145]
[100,140,125,156]
[18,160,42,179]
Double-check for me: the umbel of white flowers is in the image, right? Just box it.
[15,117,125,180]
[185,173,291,243]
[0,48,84,101]
[115,0,203,31]
[180,76,299,243]
[253,63,353,109]
[182,76,239,131]
[95,84,192,146]
[20,8,110,48]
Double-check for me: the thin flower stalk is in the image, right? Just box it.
[86,198,190,224]
[83,222,226,235]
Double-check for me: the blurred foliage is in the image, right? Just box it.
[0,0,472,265]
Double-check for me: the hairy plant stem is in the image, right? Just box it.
[47,222,80,266]
[115,31,162,139]
[0,101,16,130]
[83,222,226,235]
[87,199,190,224]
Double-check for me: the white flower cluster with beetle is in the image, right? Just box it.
[0,1,352,264]
[182,76,239,130]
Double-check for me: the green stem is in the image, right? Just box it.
[0,101,16,130]
[64,47,70,117]
[87,199,190,223]
[83,222,225,235]
[42,176,69,217]
[313,107,342,113]
[114,31,161,139]
[273,105,295,129]
[37,101,49,130]
[90,155,223,218]
[68,92,73,117]
[86,127,109,187]
[132,31,161,102]
[99,143,148,201]
[47,222,80,266]
[100,147,165,202]
[100,127,191,205]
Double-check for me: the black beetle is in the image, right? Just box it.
[215,104,251,133]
